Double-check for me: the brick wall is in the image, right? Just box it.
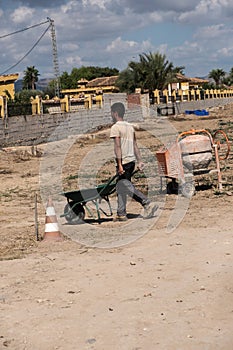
[0,93,144,147]
[1,95,233,148]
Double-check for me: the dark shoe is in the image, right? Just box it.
[143,202,158,219]
[113,215,128,222]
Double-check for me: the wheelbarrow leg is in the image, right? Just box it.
[92,199,101,223]
[159,176,163,193]
[213,144,223,191]
[105,197,113,216]
[99,196,113,217]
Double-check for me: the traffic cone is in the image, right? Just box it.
[43,196,63,241]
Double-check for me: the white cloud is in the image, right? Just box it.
[120,0,200,15]
[2,0,233,78]
[65,56,83,66]
[106,37,138,52]
[61,43,80,52]
[219,47,233,57]
[104,37,154,70]
[105,37,153,59]
[178,0,228,24]
[148,12,163,23]
[194,23,233,40]
[10,6,35,24]
[82,0,111,10]
[7,0,66,8]
[60,0,78,14]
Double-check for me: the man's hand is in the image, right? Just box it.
[137,162,145,171]
[117,164,125,175]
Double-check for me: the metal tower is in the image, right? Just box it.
[47,17,60,98]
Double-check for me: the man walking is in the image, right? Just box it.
[110,102,158,221]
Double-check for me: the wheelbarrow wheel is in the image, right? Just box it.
[64,202,85,224]
[180,181,195,198]
[167,179,179,194]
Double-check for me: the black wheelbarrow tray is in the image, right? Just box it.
[60,174,118,224]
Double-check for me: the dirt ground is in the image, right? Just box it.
[0,105,233,350]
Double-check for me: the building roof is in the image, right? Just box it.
[86,75,118,87]
[176,73,208,84]
[0,73,19,83]
[78,78,89,84]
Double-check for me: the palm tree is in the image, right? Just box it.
[208,68,225,86]
[114,68,136,93]
[116,51,184,95]
[23,66,40,90]
[224,67,233,86]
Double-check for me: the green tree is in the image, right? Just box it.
[43,79,59,97]
[222,67,233,86]
[208,68,226,86]
[115,67,137,93]
[116,51,184,94]
[60,71,73,89]
[228,67,233,84]
[7,89,43,117]
[14,89,43,103]
[23,66,40,90]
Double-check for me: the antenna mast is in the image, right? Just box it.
[47,17,60,98]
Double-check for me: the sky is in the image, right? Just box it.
[1,0,233,80]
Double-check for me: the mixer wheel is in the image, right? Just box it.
[180,181,195,198]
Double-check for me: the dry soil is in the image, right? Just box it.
[0,106,233,350]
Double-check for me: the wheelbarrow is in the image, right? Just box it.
[60,174,118,224]
[156,128,230,197]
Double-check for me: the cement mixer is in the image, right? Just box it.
[156,128,230,197]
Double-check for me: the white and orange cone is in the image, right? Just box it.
[43,197,63,241]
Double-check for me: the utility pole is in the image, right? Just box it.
[47,17,60,98]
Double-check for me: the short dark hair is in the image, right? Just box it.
[111,102,125,118]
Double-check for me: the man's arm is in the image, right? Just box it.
[133,134,144,170]
[114,136,124,175]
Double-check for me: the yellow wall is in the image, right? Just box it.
[180,82,189,91]
[0,74,19,99]
[61,85,118,98]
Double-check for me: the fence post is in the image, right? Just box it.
[31,97,37,115]
[162,89,168,103]
[153,89,160,104]
[95,95,103,108]
[0,96,4,118]
[196,89,200,100]
[61,95,70,112]
[84,95,92,109]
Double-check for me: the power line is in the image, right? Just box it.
[0,20,50,39]
[0,23,51,75]
[0,18,61,97]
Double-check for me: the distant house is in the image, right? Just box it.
[61,75,119,98]
[85,76,119,91]
[0,73,19,99]
[170,73,209,92]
